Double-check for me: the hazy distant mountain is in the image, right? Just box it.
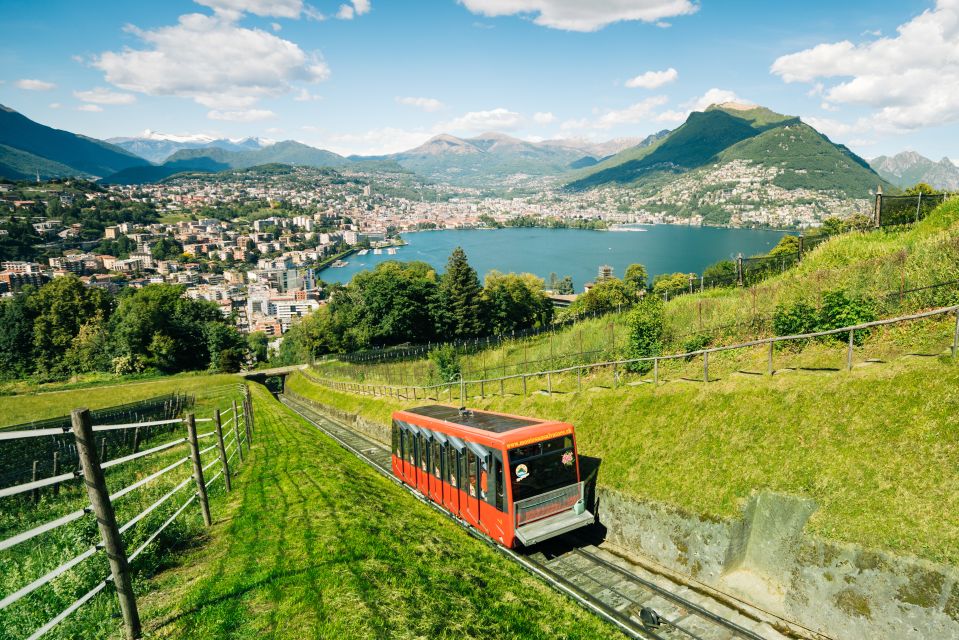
[870,151,959,191]
[387,132,634,187]
[0,104,148,180]
[107,130,271,164]
[568,103,884,197]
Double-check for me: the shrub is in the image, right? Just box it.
[682,333,712,360]
[818,290,877,345]
[623,298,665,373]
[773,300,818,337]
[428,344,461,383]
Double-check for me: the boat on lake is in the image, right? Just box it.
[331,260,349,267]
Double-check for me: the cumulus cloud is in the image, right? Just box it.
[439,107,523,132]
[337,0,371,20]
[459,0,698,32]
[294,88,322,101]
[49,103,62,109]
[321,127,432,155]
[77,104,104,112]
[561,96,669,131]
[396,96,445,112]
[194,0,305,18]
[74,87,137,105]
[16,79,56,91]
[625,67,678,89]
[93,11,329,114]
[771,0,959,131]
[207,109,276,121]
[533,111,556,124]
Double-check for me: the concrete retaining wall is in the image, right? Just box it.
[298,397,959,639]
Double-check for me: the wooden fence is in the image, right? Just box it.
[0,386,257,640]
[301,305,959,402]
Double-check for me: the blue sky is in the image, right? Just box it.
[1,0,956,161]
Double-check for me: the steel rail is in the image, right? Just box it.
[91,418,183,431]
[0,508,88,552]
[25,577,109,640]
[0,546,98,609]
[101,437,187,470]
[118,475,193,535]
[0,469,79,498]
[110,456,191,503]
[127,493,198,563]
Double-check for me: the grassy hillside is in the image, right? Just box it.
[288,339,959,567]
[134,384,624,639]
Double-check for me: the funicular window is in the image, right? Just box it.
[466,451,478,498]
[509,435,577,502]
[494,457,504,511]
[432,439,442,479]
[392,422,401,457]
[406,432,416,465]
[420,434,429,472]
[447,446,458,488]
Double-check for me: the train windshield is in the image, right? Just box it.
[508,435,577,502]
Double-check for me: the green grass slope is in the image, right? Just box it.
[136,385,624,639]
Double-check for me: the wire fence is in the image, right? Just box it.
[876,193,951,227]
[300,305,959,402]
[0,394,193,491]
[0,385,257,640]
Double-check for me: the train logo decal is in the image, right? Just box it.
[515,463,529,481]
[562,451,574,466]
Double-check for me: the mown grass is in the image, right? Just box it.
[286,333,959,567]
[1,380,250,640]
[134,384,625,640]
[0,373,243,428]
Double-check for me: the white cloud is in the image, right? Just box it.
[194,0,305,18]
[207,108,276,122]
[459,0,698,32]
[684,87,743,112]
[561,95,669,131]
[321,127,432,155]
[77,104,104,112]
[337,0,370,20]
[625,67,678,89]
[74,87,137,105]
[396,96,445,112]
[16,78,56,91]
[439,107,523,132]
[271,22,282,31]
[294,88,322,101]
[533,111,556,124]
[48,103,62,109]
[94,11,329,111]
[771,0,959,132]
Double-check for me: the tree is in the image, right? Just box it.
[905,182,940,196]
[652,273,691,299]
[702,260,736,286]
[0,293,34,379]
[247,331,269,364]
[557,276,574,295]
[623,263,648,294]
[566,278,634,316]
[29,276,112,377]
[437,247,484,339]
[768,235,800,257]
[623,298,665,373]
[481,271,554,335]
[151,236,184,261]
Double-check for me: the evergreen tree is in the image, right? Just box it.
[438,247,484,338]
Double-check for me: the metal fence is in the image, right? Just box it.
[875,193,950,227]
[301,305,959,402]
[0,386,256,640]
[0,394,192,491]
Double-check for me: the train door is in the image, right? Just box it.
[403,423,419,487]
[463,441,488,531]
[479,449,509,544]
[417,432,431,495]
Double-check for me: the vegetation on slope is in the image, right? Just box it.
[135,384,625,639]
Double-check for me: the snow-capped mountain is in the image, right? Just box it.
[106,130,274,164]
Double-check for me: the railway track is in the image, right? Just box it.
[281,394,789,640]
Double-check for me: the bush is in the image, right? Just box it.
[773,300,818,337]
[428,344,461,383]
[818,290,877,345]
[623,298,665,373]
[682,333,712,360]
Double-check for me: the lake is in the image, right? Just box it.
[319,226,792,289]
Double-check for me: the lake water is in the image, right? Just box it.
[319,226,792,289]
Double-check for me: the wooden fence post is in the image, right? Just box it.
[547,372,552,396]
[132,427,141,454]
[245,397,254,439]
[71,408,142,640]
[522,375,527,397]
[577,366,582,392]
[32,460,39,503]
[768,341,774,376]
[847,329,855,371]
[214,409,232,493]
[653,358,658,387]
[186,414,212,527]
[953,309,958,359]
[703,351,709,384]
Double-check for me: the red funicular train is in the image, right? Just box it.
[391,405,594,548]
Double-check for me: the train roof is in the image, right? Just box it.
[402,405,542,434]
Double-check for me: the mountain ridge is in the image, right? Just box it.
[870,151,959,191]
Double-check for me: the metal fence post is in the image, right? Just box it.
[31,460,39,503]
[214,409,232,492]
[186,414,212,527]
[52,451,60,496]
[71,408,142,640]
[245,396,254,439]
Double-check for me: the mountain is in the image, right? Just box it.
[870,152,959,191]
[0,104,149,179]
[387,132,631,187]
[567,103,891,225]
[107,130,270,164]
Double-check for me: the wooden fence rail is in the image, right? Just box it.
[302,305,959,401]
[0,384,256,640]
